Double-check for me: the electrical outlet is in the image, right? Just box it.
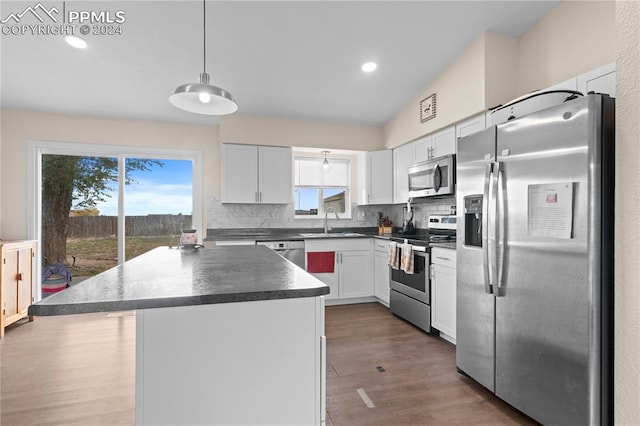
[358,211,366,221]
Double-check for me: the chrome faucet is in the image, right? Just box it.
[324,207,340,234]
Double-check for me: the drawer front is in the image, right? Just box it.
[374,239,389,252]
[431,247,456,268]
[305,238,370,252]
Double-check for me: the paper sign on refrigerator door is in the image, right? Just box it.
[527,183,574,239]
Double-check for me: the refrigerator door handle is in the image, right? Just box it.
[482,162,494,294]
[496,162,505,295]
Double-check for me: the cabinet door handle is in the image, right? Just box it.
[16,273,23,281]
[436,256,450,261]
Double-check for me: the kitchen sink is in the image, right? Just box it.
[299,232,366,238]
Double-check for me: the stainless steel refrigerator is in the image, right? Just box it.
[456,94,614,425]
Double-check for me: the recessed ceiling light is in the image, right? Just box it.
[362,62,377,73]
[65,35,87,49]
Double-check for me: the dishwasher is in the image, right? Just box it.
[256,240,305,269]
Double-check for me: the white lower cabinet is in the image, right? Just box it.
[430,247,456,344]
[305,239,372,303]
[136,297,325,425]
[373,239,390,305]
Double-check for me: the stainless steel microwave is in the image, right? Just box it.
[408,154,455,198]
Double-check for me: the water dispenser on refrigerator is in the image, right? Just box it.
[463,195,483,247]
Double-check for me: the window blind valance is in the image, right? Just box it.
[295,157,349,187]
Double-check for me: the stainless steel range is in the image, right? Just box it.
[389,215,456,333]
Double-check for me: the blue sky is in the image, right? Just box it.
[92,159,193,216]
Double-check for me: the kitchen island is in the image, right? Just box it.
[29,245,329,426]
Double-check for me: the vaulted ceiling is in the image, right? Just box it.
[1,1,560,126]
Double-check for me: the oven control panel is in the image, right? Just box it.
[427,215,457,230]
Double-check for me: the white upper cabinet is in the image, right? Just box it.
[542,62,615,97]
[393,143,414,204]
[222,144,259,203]
[432,125,456,158]
[577,62,616,97]
[456,113,486,142]
[358,150,393,205]
[413,135,432,163]
[393,125,455,203]
[222,144,292,204]
[411,128,455,162]
[258,146,293,204]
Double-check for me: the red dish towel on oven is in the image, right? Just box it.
[307,251,335,273]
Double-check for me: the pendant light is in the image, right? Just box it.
[322,151,330,171]
[169,0,238,115]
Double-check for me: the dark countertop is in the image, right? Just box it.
[29,246,330,317]
[206,227,379,242]
[206,227,433,243]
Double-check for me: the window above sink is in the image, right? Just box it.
[294,156,352,219]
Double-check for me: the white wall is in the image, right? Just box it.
[212,115,384,229]
[615,1,640,423]
[0,109,218,239]
[383,1,616,149]
[220,113,383,151]
[517,1,616,94]
[484,32,518,110]
[383,34,486,149]
[0,109,385,237]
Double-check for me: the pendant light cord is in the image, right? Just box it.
[202,0,206,74]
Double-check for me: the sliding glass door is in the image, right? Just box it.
[41,154,120,279]
[29,141,202,296]
[123,158,193,262]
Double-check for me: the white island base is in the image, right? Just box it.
[135,296,326,425]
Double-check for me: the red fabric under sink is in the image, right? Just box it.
[306,251,335,273]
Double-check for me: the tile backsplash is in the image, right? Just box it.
[207,196,456,230]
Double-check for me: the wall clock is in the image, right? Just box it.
[420,93,436,123]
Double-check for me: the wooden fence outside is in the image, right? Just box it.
[67,214,193,238]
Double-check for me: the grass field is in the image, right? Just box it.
[66,235,181,276]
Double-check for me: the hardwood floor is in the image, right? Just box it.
[1,312,135,425]
[1,303,536,425]
[325,303,537,425]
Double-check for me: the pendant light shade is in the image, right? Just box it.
[169,0,237,115]
[169,73,237,115]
